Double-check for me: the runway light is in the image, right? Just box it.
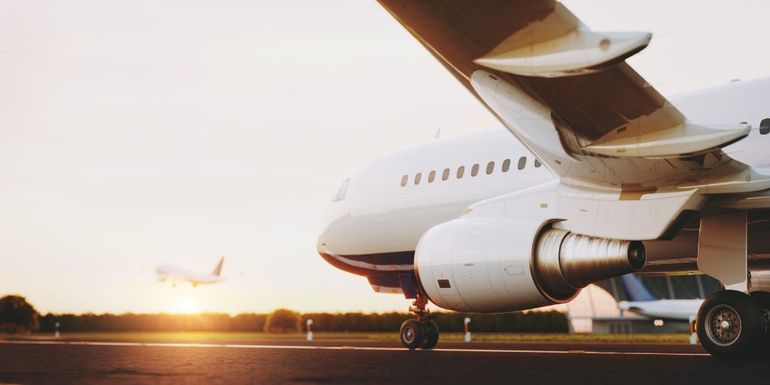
[464,317,472,343]
[689,315,698,345]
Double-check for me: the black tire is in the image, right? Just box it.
[421,319,439,350]
[697,290,765,359]
[400,320,424,350]
[750,291,770,356]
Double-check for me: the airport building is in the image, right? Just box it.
[597,275,721,302]
[564,274,720,334]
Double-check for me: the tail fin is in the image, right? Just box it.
[619,274,657,302]
[212,257,225,276]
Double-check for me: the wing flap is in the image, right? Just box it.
[474,3,651,77]
[584,122,751,158]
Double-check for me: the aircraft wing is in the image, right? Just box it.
[378,0,770,240]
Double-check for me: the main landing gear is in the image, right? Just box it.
[697,290,770,358]
[400,294,439,350]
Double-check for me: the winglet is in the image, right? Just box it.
[212,257,225,276]
[619,274,657,302]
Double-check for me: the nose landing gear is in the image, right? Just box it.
[400,294,440,350]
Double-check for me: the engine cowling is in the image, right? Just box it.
[415,217,646,312]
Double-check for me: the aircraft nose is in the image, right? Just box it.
[317,212,350,257]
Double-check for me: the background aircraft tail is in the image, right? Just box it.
[212,257,225,276]
[619,274,657,302]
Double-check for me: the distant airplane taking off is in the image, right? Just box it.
[156,257,225,287]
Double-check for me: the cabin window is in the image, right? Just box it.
[486,161,495,175]
[457,166,465,179]
[442,168,450,181]
[400,175,408,187]
[414,172,422,185]
[518,156,527,170]
[428,170,436,183]
[502,159,511,172]
[535,159,542,168]
[761,118,770,135]
[471,163,480,177]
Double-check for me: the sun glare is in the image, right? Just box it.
[174,297,202,314]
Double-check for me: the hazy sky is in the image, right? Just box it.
[2,0,769,314]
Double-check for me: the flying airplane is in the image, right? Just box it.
[156,257,225,287]
[317,0,770,358]
[616,274,702,322]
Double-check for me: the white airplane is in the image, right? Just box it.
[616,274,702,322]
[317,1,770,358]
[156,257,225,287]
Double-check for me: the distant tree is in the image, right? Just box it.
[0,295,40,333]
[263,309,301,333]
[33,309,567,333]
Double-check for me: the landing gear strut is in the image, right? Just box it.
[400,294,439,350]
[697,290,769,358]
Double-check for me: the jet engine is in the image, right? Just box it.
[415,217,646,312]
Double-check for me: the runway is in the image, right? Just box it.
[1,338,769,385]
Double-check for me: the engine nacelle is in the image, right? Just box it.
[415,217,646,312]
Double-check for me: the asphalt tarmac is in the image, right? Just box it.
[1,338,769,385]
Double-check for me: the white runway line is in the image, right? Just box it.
[0,339,710,357]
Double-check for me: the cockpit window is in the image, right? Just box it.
[333,178,350,201]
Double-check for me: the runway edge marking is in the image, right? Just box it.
[0,340,710,357]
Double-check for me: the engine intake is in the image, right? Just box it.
[415,217,645,312]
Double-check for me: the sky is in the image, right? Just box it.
[1,0,770,315]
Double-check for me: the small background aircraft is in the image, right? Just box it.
[156,257,225,287]
[617,274,702,321]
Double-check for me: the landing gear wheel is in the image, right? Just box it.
[400,293,440,350]
[697,290,766,359]
[421,319,439,350]
[400,320,424,350]
[750,291,770,356]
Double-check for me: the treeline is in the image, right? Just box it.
[38,311,568,333]
[38,313,268,333]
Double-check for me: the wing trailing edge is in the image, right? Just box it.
[474,3,651,78]
[584,122,751,158]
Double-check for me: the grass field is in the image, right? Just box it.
[1,331,692,344]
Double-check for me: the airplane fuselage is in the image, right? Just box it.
[318,78,770,281]
[618,299,704,322]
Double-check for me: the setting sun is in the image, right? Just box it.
[174,297,202,314]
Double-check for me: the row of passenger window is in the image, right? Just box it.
[400,156,542,187]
